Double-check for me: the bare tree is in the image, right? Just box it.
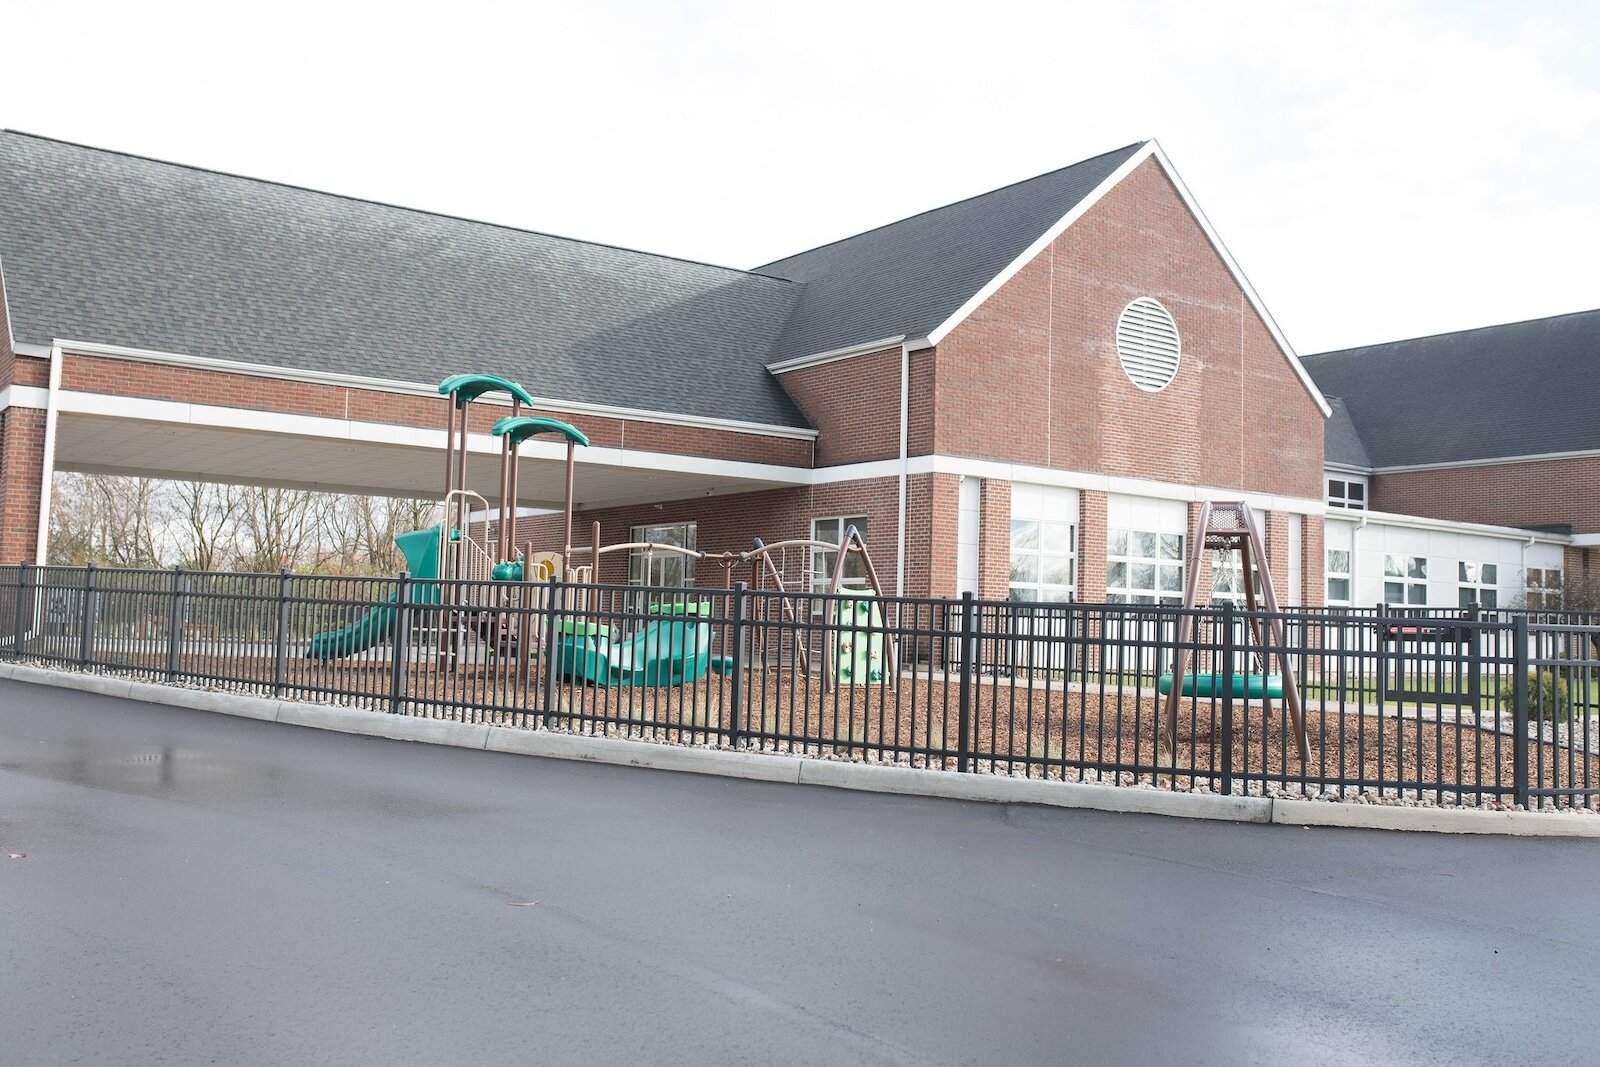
[234,486,317,572]
[47,473,170,566]
[172,481,240,571]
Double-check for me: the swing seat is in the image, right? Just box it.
[1158,672,1283,699]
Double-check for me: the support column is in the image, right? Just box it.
[1078,491,1108,602]
[0,407,46,564]
[976,478,1012,601]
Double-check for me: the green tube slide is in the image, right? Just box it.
[305,527,443,660]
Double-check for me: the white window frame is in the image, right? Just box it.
[1457,561,1499,609]
[1008,517,1076,603]
[1325,548,1352,606]
[1525,567,1564,610]
[811,515,869,597]
[628,522,697,587]
[1107,528,1184,605]
[1327,476,1367,510]
[1384,554,1428,606]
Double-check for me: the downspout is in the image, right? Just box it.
[896,341,909,598]
[33,343,63,564]
[1521,533,1536,604]
[1352,509,1369,603]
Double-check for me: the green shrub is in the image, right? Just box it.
[1495,671,1572,723]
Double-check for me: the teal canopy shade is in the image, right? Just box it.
[437,373,537,409]
[491,414,591,448]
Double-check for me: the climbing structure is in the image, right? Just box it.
[1160,501,1309,763]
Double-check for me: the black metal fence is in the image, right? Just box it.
[3,562,1596,811]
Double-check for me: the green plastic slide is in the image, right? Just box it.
[305,527,443,660]
[557,601,730,687]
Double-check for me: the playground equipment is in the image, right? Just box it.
[742,525,895,686]
[305,372,895,692]
[557,601,733,687]
[306,374,588,662]
[1157,500,1309,763]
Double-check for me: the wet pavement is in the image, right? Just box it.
[2,678,1598,1065]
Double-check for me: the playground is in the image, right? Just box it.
[2,373,1597,810]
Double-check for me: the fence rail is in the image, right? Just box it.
[2,562,1596,811]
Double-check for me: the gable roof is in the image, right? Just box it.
[752,143,1147,362]
[0,131,810,428]
[1303,308,1600,469]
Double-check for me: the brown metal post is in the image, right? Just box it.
[562,439,576,565]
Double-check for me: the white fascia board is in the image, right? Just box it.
[765,335,908,375]
[51,338,817,441]
[12,343,52,358]
[0,256,13,356]
[810,454,1328,516]
[1324,462,1372,477]
[1145,144,1332,419]
[1571,533,1600,547]
[1372,448,1600,474]
[926,143,1157,347]
[1356,508,1571,545]
[0,384,48,411]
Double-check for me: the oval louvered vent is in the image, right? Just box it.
[1115,298,1181,392]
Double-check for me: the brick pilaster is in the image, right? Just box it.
[976,478,1012,600]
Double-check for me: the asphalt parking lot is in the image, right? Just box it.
[3,679,1597,1066]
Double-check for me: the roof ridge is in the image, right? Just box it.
[1305,305,1600,361]
[749,141,1147,276]
[0,129,795,287]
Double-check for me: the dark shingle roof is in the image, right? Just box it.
[0,131,809,427]
[1322,397,1372,468]
[752,143,1146,361]
[1,132,1154,430]
[1303,309,1600,468]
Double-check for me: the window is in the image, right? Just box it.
[1325,549,1352,605]
[1457,562,1498,609]
[1210,549,1261,605]
[1009,518,1076,602]
[1526,567,1564,610]
[1384,555,1427,606]
[812,516,869,595]
[1327,478,1367,510]
[628,523,696,587]
[1107,528,1184,604]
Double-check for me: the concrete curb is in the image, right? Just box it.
[4,665,1598,837]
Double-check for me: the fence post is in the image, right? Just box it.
[11,561,28,659]
[1512,613,1530,809]
[957,591,977,773]
[166,566,186,681]
[390,570,411,715]
[79,562,96,668]
[1220,600,1236,796]
[273,568,291,696]
[540,575,562,729]
[728,582,747,749]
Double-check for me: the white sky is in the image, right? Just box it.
[5,0,1597,354]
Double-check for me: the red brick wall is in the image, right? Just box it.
[0,407,44,563]
[1303,517,1326,608]
[933,156,1323,500]
[56,354,813,467]
[507,477,913,595]
[1374,457,1600,535]
[774,346,934,466]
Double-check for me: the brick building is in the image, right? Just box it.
[0,131,1588,608]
